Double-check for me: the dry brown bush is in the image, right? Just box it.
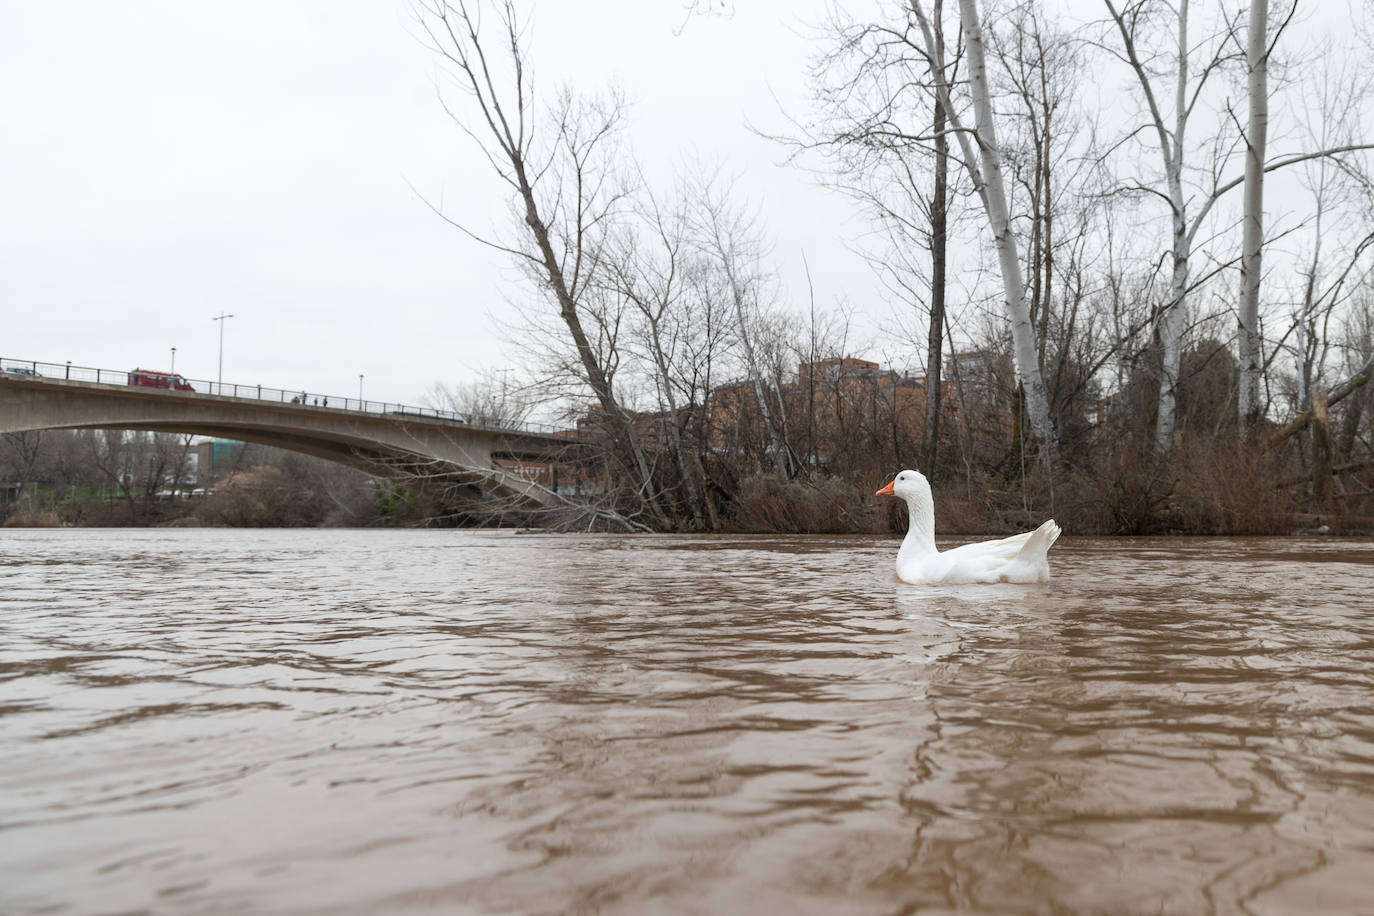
[722,438,1305,537]
[726,474,879,533]
[195,467,318,527]
[2,507,63,528]
[1170,435,1296,534]
[1028,433,1295,535]
[1059,436,1179,534]
[928,468,1016,535]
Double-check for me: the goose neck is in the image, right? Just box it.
[902,491,937,553]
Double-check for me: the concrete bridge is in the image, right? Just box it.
[0,374,584,508]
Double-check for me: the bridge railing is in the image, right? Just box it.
[0,356,583,439]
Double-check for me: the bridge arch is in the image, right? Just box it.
[0,376,580,508]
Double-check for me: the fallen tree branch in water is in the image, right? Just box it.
[350,447,652,533]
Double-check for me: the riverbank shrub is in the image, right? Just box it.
[1,507,62,527]
[726,474,878,534]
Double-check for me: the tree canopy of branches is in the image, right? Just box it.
[412,0,1374,535]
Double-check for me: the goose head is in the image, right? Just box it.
[875,469,929,501]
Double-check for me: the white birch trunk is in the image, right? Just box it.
[1105,0,1374,449]
[1156,229,1188,451]
[1237,0,1269,426]
[953,0,1057,450]
[1154,0,1191,453]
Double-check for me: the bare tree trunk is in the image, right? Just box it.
[693,178,792,477]
[956,0,1056,452]
[1157,229,1188,452]
[86,430,139,524]
[1311,386,1331,505]
[913,0,1057,453]
[1105,0,1372,453]
[642,311,709,527]
[1337,386,1366,462]
[1101,0,1203,453]
[417,1,670,528]
[804,257,820,470]
[1238,0,1269,430]
[921,0,948,479]
[1038,49,1055,365]
[1154,0,1192,453]
[513,164,669,527]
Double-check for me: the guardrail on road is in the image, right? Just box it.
[0,357,577,438]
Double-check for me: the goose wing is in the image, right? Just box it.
[941,531,1034,565]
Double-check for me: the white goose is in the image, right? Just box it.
[876,469,1061,585]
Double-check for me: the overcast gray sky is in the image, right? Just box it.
[2,0,875,407]
[4,1,1365,410]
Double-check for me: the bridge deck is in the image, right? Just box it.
[0,374,590,509]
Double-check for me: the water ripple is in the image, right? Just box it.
[1,530,1373,913]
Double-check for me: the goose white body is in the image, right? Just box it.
[878,469,1061,585]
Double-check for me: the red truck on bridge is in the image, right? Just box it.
[128,369,195,392]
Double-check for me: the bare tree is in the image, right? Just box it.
[924,0,951,477]
[1268,38,1374,419]
[796,0,1069,467]
[78,431,191,523]
[795,0,964,476]
[988,1,1112,458]
[155,434,196,500]
[1101,0,1373,452]
[911,0,1059,452]
[607,179,718,527]
[1,431,44,503]
[84,430,138,521]
[689,170,795,476]
[425,372,534,428]
[1099,0,1244,453]
[414,0,669,527]
[1236,0,1269,428]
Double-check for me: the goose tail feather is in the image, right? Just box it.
[1014,519,1061,564]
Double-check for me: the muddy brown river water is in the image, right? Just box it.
[2,529,1373,914]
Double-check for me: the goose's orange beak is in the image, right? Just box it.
[875,480,895,497]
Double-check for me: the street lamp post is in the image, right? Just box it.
[211,312,234,394]
[359,374,364,404]
[170,347,176,374]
